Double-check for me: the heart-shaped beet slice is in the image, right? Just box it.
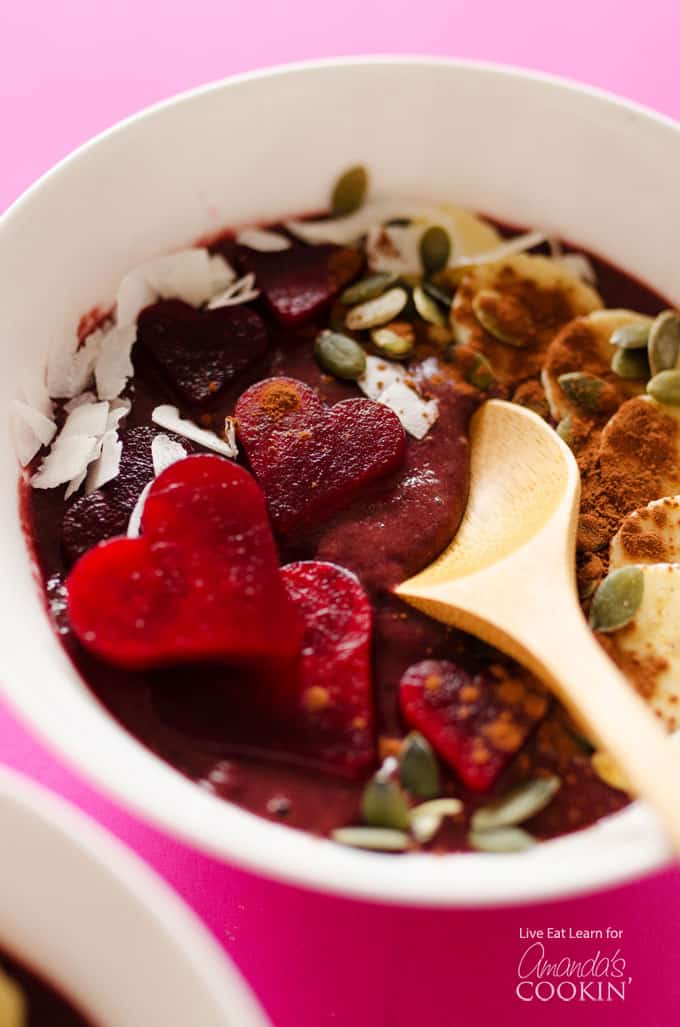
[237,243,362,325]
[66,455,303,670]
[235,377,406,534]
[400,659,549,791]
[62,425,194,564]
[279,560,375,776]
[136,299,269,405]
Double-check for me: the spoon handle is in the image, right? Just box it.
[522,598,680,854]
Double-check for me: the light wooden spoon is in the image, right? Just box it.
[396,398,680,852]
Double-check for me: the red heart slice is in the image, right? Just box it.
[235,377,406,534]
[237,242,363,325]
[66,455,303,670]
[279,560,375,776]
[400,659,548,791]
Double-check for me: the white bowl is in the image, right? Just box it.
[0,58,677,907]
[0,766,268,1026]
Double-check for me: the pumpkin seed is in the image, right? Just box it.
[409,798,463,843]
[467,352,494,391]
[340,272,397,306]
[647,369,680,406]
[330,165,368,218]
[610,322,650,350]
[589,565,644,632]
[648,310,680,375]
[555,415,574,447]
[314,330,366,380]
[611,347,649,380]
[423,280,455,309]
[469,827,537,853]
[331,827,409,851]
[472,289,533,348]
[471,776,561,832]
[419,225,451,275]
[345,287,408,330]
[399,732,441,798]
[361,776,410,830]
[591,751,631,792]
[371,322,415,360]
[557,372,607,413]
[413,284,446,327]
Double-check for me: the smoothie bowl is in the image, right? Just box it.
[0,767,268,1026]
[1,59,679,905]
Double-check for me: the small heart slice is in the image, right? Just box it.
[136,299,269,405]
[236,377,406,534]
[399,659,548,791]
[67,455,303,670]
[237,242,362,325]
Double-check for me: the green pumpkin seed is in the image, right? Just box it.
[469,827,536,853]
[557,372,607,413]
[467,352,494,391]
[361,776,410,830]
[589,565,644,632]
[611,347,649,380]
[314,331,366,380]
[419,225,451,275]
[556,415,574,447]
[423,280,455,309]
[647,369,680,406]
[648,310,680,376]
[472,289,532,348]
[331,827,409,851]
[399,732,441,798]
[371,322,415,360]
[345,287,409,331]
[413,284,446,327]
[340,272,397,306]
[610,322,650,350]
[471,776,561,832]
[409,798,463,843]
[330,165,368,218]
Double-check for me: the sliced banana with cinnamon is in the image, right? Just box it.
[542,309,652,420]
[450,254,603,389]
[610,495,680,569]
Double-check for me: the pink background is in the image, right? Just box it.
[2,2,680,1024]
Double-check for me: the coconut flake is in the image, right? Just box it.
[46,329,104,399]
[236,228,291,252]
[61,401,110,439]
[357,356,411,402]
[116,249,236,327]
[365,224,423,276]
[127,481,153,539]
[85,431,123,493]
[10,400,58,467]
[106,398,131,431]
[207,273,259,310]
[20,373,54,420]
[151,405,239,458]
[63,391,97,413]
[379,381,439,440]
[286,200,439,246]
[151,434,187,476]
[449,229,547,269]
[32,434,101,490]
[94,323,136,400]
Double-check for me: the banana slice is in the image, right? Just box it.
[450,254,603,388]
[0,968,25,1027]
[608,563,680,731]
[543,309,652,420]
[610,496,680,569]
[436,204,502,260]
[366,206,502,277]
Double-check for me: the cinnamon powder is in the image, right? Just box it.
[257,380,301,419]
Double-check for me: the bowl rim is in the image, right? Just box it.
[1,56,677,908]
[0,765,269,1025]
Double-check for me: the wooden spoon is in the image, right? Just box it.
[396,398,680,851]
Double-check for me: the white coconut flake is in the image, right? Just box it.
[116,249,236,327]
[207,273,259,310]
[20,372,54,420]
[32,434,101,490]
[151,434,187,476]
[127,481,153,539]
[85,431,122,494]
[365,224,423,276]
[556,252,598,286]
[94,323,136,401]
[106,397,131,431]
[63,391,97,413]
[357,355,411,402]
[236,227,291,252]
[449,229,547,269]
[223,416,237,456]
[151,405,239,458]
[46,328,103,399]
[10,400,58,467]
[286,200,442,247]
[61,401,110,439]
[379,381,439,440]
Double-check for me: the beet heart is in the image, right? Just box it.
[279,560,375,776]
[136,299,269,406]
[400,659,548,791]
[235,377,406,534]
[66,455,303,670]
[237,242,362,325]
